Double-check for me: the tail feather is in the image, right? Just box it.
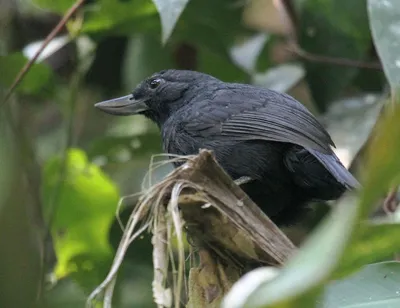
[309,149,360,190]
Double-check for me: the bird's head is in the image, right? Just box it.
[94,69,218,125]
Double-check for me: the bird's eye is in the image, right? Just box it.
[149,78,161,89]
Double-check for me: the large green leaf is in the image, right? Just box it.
[321,107,400,278]
[42,148,120,290]
[175,0,247,53]
[82,0,159,34]
[337,222,400,277]
[368,0,400,91]
[298,0,371,110]
[0,53,53,95]
[358,105,400,215]
[322,262,400,307]
[329,105,400,279]
[152,0,190,43]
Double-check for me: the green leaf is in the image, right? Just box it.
[42,148,120,290]
[352,63,386,93]
[32,0,75,13]
[152,0,190,43]
[0,53,53,95]
[368,0,400,91]
[173,0,248,57]
[82,0,158,34]
[338,222,400,277]
[298,0,371,110]
[238,194,359,307]
[359,105,400,215]
[322,262,400,307]
[329,104,400,278]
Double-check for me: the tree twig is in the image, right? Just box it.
[288,42,383,70]
[1,0,86,106]
[274,0,382,71]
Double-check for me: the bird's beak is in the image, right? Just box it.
[94,94,148,116]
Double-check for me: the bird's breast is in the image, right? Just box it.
[161,120,198,157]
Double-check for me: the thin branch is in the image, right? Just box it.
[288,42,383,70]
[1,0,86,106]
[274,0,383,71]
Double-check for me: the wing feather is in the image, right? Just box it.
[183,86,333,154]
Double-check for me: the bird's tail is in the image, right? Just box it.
[309,149,360,190]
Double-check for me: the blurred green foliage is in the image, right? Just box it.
[42,149,119,291]
[0,53,53,95]
[1,0,400,307]
[298,0,372,109]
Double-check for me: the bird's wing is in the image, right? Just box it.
[183,86,334,154]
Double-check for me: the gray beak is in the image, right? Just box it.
[94,94,148,116]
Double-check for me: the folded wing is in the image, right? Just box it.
[183,86,359,188]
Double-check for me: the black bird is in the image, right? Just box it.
[95,69,359,225]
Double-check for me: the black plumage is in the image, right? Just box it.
[95,69,359,225]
